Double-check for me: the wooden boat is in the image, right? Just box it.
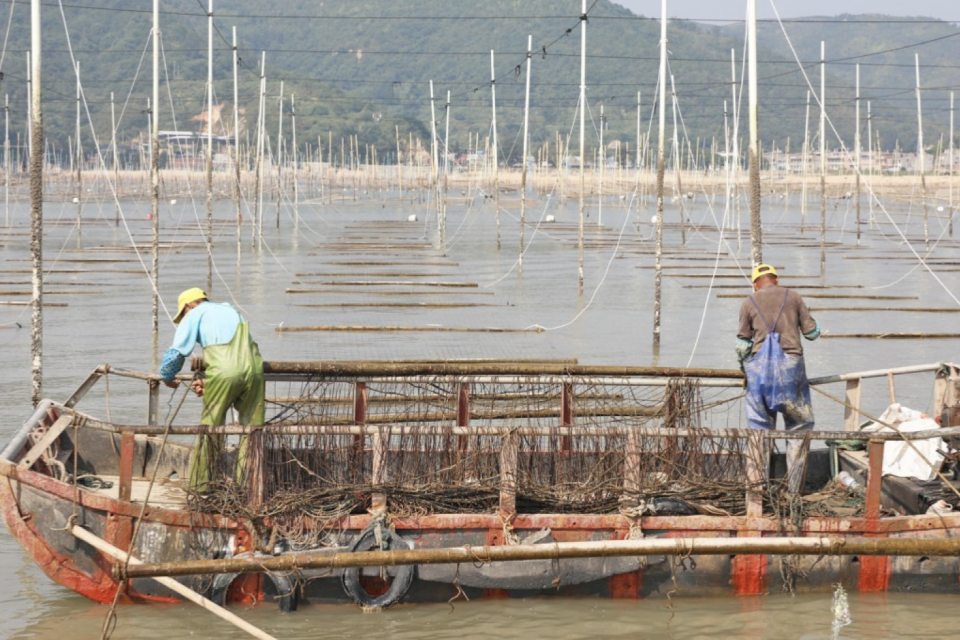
[2,361,959,610]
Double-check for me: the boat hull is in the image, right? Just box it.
[3,462,959,607]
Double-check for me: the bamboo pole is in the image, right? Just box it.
[653,0,667,351]
[950,91,955,237]
[120,536,960,581]
[4,94,8,228]
[491,50,500,249]
[916,53,928,249]
[747,0,761,264]
[29,0,42,406]
[150,0,160,369]
[577,0,586,292]
[731,49,741,247]
[291,94,298,230]
[801,91,810,232]
[855,63,861,245]
[232,26,241,261]
[74,61,82,245]
[71,527,275,640]
[519,34,532,273]
[205,0,214,292]
[110,91,118,225]
[819,41,826,276]
[275,81,284,230]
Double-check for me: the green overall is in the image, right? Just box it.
[190,321,265,490]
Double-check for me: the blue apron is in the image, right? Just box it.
[744,290,814,430]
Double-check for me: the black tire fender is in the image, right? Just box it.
[341,526,415,609]
[210,552,298,612]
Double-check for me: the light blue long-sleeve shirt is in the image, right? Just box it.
[158,302,244,380]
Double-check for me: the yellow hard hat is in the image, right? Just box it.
[751,264,778,282]
[174,288,207,324]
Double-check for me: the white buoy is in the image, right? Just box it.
[651,215,659,224]
[407,214,417,222]
[72,197,79,204]
[170,199,177,205]
[937,206,945,213]
[545,214,556,223]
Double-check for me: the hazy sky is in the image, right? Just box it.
[614,0,956,22]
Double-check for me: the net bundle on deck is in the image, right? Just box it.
[189,376,764,543]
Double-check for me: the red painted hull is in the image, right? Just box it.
[3,460,959,606]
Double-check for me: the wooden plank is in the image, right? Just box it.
[843,379,863,431]
[18,415,74,470]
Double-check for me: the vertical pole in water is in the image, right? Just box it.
[490,50,500,249]
[724,99,730,225]
[205,0,214,293]
[653,0,667,352]
[429,80,439,234]
[4,94,8,227]
[635,91,641,186]
[950,92,955,237]
[730,48,741,247]
[916,53,928,249]
[29,0,42,406]
[150,0,160,368]
[110,91,119,225]
[232,26,241,260]
[26,52,31,158]
[598,103,604,226]
[855,63,861,245]
[254,52,265,250]
[395,124,402,200]
[578,0,586,293]
[443,90,451,243]
[747,0,762,265]
[867,100,873,226]
[801,91,810,233]
[75,60,82,245]
[669,74,685,245]
[276,81,284,230]
[819,41,826,276]
[291,94,298,230]
[519,35,532,274]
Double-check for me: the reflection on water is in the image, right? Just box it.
[1,195,959,638]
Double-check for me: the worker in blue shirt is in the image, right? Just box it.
[158,288,264,491]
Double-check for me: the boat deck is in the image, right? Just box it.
[85,476,189,508]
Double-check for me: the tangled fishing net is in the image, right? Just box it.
[184,376,856,547]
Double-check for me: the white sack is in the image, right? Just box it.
[861,403,945,482]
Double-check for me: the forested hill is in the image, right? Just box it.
[1,0,958,158]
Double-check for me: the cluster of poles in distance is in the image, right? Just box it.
[21,0,827,408]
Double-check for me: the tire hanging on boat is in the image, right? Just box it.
[209,552,298,612]
[341,524,415,609]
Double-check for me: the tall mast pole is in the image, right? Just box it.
[443,89,450,242]
[653,0,667,352]
[731,49,741,246]
[150,0,160,368]
[205,0,214,292]
[429,80,439,233]
[491,50,500,249]
[747,0,761,265]
[519,35,532,274]
[29,0,43,406]
[577,0,587,292]
[801,91,810,233]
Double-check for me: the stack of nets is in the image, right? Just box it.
[188,376,766,545]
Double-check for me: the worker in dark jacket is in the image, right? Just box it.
[736,264,821,493]
[158,288,264,491]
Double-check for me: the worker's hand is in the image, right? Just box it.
[190,378,205,398]
[162,379,180,390]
